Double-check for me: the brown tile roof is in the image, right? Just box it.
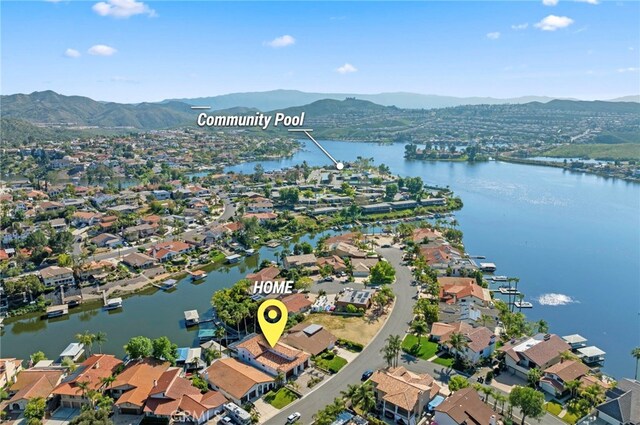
[52,354,122,396]
[9,370,64,402]
[523,335,571,367]
[370,367,440,412]
[283,323,337,356]
[246,266,280,282]
[112,359,169,408]
[435,387,498,424]
[279,293,313,314]
[234,334,310,374]
[148,368,200,400]
[544,360,589,383]
[412,228,443,243]
[438,277,490,304]
[205,358,273,400]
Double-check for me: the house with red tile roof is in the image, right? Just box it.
[231,334,310,378]
[7,369,65,412]
[110,359,169,415]
[434,387,499,425]
[370,367,441,425]
[499,333,571,379]
[438,277,491,306]
[539,359,590,397]
[204,358,274,405]
[430,321,496,365]
[279,293,313,314]
[52,354,123,408]
[246,266,280,282]
[147,241,193,261]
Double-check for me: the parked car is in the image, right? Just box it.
[287,412,301,424]
[361,369,374,381]
[220,417,233,424]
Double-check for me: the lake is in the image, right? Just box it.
[2,140,638,379]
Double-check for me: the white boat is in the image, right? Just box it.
[491,275,508,282]
[499,287,519,295]
[104,298,123,310]
[479,262,497,272]
[515,301,533,308]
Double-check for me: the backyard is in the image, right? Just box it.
[314,351,348,373]
[401,335,439,360]
[264,387,299,409]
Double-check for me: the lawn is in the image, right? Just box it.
[401,335,439,360]
[432,353,455,367]
[314,352,348,373]
[545,401,563,416]
[264,388,299,409]
[562,412,580,425]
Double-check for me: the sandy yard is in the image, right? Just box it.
[300,304,393,345]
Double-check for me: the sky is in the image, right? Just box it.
[1,0,639,103]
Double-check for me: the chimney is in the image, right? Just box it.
[94,361,100,369]
[153,379,157,387]
[544,334,551,341]
[489,415,496,425]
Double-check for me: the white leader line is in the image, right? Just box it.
[288,128,344,170]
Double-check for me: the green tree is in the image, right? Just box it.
[527,367,542,388]
[294,276,313,291]
[410,320,428,348]
[384,184,399,201]
[381,334,402,368]
[448,332,468,360]
[24,397,46,423]
[632,347,640,380]
[57,253,73,267]
[152,336,178,365]
[30,351,47,364]
[94,332,107,354]
[448,375,470,392]
[413,298,439,324]
[68,409,114,425]
[75,331,95,355]
[369,261,396,285]
[124,336,153,359]
[509,386,545,425]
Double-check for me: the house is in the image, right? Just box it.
[370,367,441,425]
[282,323,337,356]
[152,190,171,201]
[147,240,193,261]
[246,266,280,282]
[335,289,375,311]
[52,354,122,408]
[38,201,64,212]
[108,205,138,215]
[329,242,367,259]
[47,218,68,233]
[90,232,124,248]
[246,200,274,213]
[123,223,156,241]
[593,379,640,425]
[500,333,571,379]
[242,212,277,223]
[352,258,380,278]
[0,358,23,388]
[438,277,491,306]
[111,359,170,414]
[204,358,275,405]
[72,211,102,227]
[430,321,496,364]
[283,253,317,269]
[40,266,75,287]
[412,228,444,244]
[76,260,115,281]
[317,256,347,273]
[433,387,499,425]
[231,334,310,378]
[279,293,313,314]
[7,369,65,412]
[540,360,590,397]
[122,252,157,269]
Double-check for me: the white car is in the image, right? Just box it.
[286,412,301,423]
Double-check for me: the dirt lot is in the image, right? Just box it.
[300,304,392,345]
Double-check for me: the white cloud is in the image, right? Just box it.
[575,0,599,4]
[336,63,358,74]
[535,15,574,31]
[64,48,81,58]
[264,35,296,48]
[486,32,501,40]
[542,0,559,6]
[618,67,639,73]
[92,0,156,18]
[88,44,117,56]
[511,23,529,30]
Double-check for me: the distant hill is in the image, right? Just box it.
[1,91,194,129]
[167,89,565,111]
[608,95,640,103]
[526,99,640,113]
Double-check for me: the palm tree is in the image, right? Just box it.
[410,320,428,348]
[535,319,549,334]
[448,332,468,360]
[480,314,492,328]
[527,367,542,388]
[481,386,494,405]
[99,375,116,394]
[215,327,226,357]
[76,381,91,400]
[381,345,395,368]
[94,332,107,354]
[386,335,402,368]
[494,392,507,413]
[340,384,359,403]
[632,347,640,380]
[352,383,376,414]
[75,331,95,355]
[565,379,582,399]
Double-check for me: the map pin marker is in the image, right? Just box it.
[257,299,288,347]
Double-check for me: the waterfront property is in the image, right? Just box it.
[500,333,571,379]
[231,333,310,378]
[433,387,499,425]
[204,358,275,405]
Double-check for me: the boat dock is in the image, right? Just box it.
[46,304,69,318]
[153,279,178,290]
[188,270,207,281]
[184,310,200,326]
[104,297,123,310]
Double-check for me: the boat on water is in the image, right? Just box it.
[499,287,520,295]
[104,297,123,310]
[245,249,256,256]
[266,240,281,248]
[479,262,497,272]
[491,276,508,282]
[515,301,533,309]
[159,279,178,290]
[46,304,69,318]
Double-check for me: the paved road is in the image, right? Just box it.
[268,247,416,425]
